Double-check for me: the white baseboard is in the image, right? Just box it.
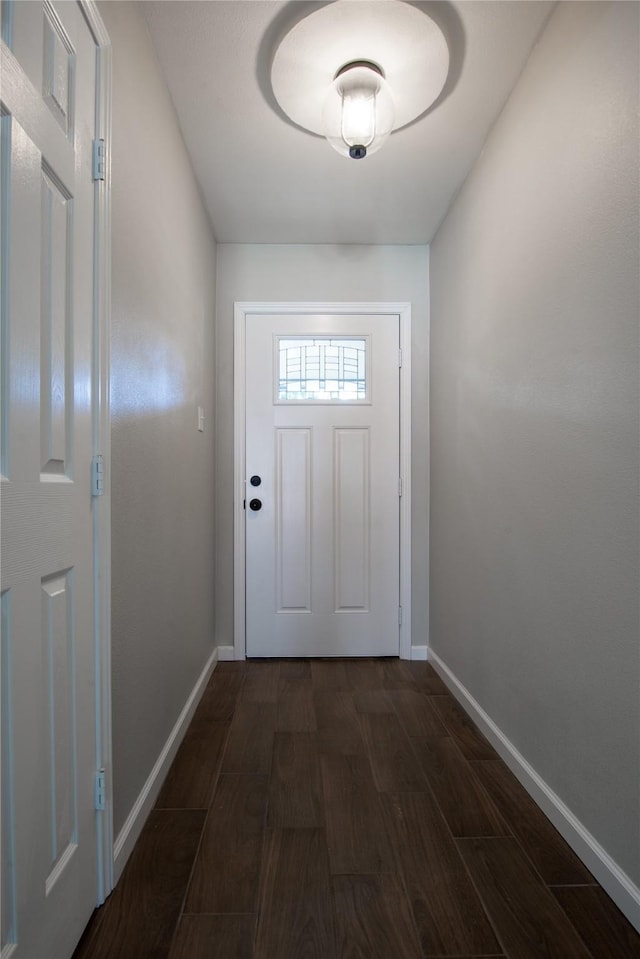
[410,645,428,660]
[112,646,219,882]
[427,648,640,932]
[216,644,236,661]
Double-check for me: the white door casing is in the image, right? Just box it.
[0,2,112,957]
[234,303,412,660]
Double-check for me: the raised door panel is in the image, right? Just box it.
[42,1,75,137]
[276,428,311,612]
[41,570,77,893]
[334,427,370,612]
[40,165,72,478]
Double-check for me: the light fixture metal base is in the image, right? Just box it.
[336,59,384,81]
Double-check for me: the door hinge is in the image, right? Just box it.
[91,454,105,496]
[92,138,106,181]
[398,606,403,626]
[398,477,403,497]
[94,769,106,811]
[398,349,403,368]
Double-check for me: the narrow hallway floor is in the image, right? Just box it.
[73,658,639,959]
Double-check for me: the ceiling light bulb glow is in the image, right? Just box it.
[341,91,376,148]
[323,62,394,160]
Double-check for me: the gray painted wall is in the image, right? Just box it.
[99,1,217,835]
[430,0,639,888]
[214,244,430,651]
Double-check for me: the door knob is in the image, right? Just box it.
[249,498,262,511]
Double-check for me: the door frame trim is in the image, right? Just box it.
[233,301,412,660]
[80,0,113,904]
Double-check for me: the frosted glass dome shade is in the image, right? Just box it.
[322,62,394,159]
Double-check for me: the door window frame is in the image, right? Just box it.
[233,302,412,660]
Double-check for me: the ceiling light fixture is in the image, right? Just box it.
[270,1,449,161]
[323,60,394,160]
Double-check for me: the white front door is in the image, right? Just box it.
[245,312,400,657]
[1,3,104,956]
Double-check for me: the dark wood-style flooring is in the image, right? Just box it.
[73,659,640,959]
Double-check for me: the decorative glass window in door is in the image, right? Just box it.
[276,337,369,402]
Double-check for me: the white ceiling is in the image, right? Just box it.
[142,0,554,245]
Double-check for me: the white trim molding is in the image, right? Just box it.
[234,301,412,661]
[428,648,640,932]
[113,647,218,882]
[216,645,236,662]
[79,0,113,907]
